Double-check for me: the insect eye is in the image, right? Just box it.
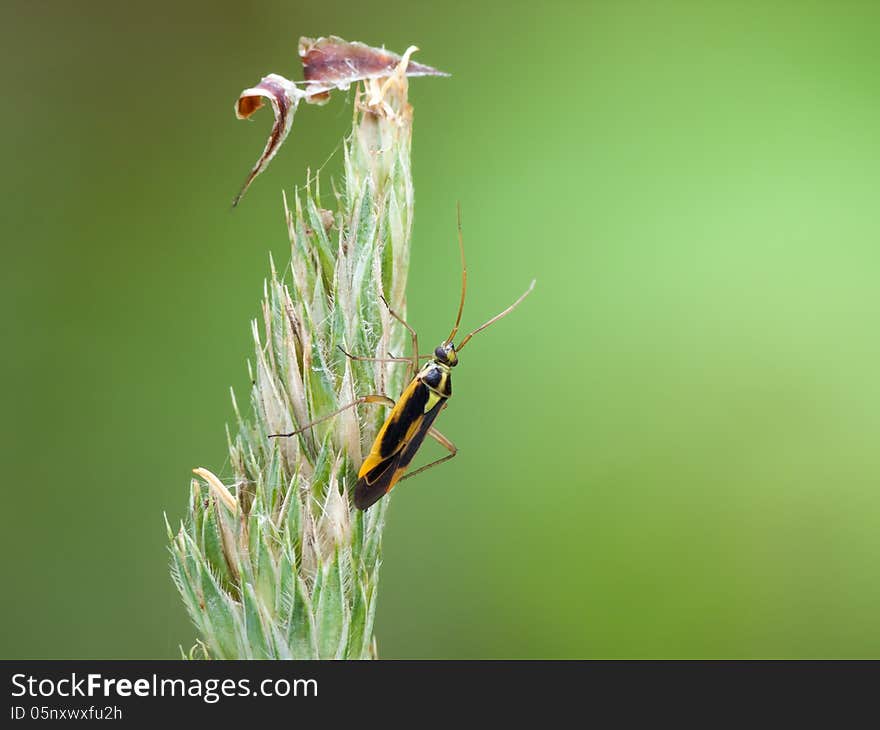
[434,345,447,360]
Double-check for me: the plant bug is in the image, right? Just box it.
[271,206,535,510]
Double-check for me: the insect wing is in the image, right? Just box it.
[354,393,445,510]
[365,377,427,465]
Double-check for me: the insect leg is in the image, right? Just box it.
[337,345,413,364]
[380,295,419,378]
[337,345,434,366]
[269,394,395,438]
[397,427,458,482]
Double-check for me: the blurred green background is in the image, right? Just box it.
[2,0,880,659]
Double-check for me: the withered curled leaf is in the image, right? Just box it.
[233,74,305,207]
[233,36,447,206]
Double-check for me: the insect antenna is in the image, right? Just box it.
[455,279,536,352]
[445,202,468,344]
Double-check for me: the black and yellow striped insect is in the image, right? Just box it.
[272,208,534,510]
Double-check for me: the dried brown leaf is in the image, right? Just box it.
[299,36,448,95]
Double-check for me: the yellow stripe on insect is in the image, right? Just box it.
[424,390,443,413]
